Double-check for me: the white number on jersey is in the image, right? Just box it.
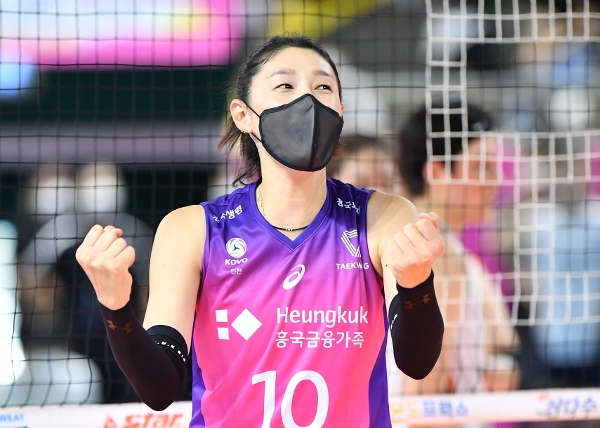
[252,370,329,428]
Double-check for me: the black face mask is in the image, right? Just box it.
[247,93,344,172]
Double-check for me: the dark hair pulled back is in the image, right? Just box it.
[397,99,492,196]
[218,34,342,187]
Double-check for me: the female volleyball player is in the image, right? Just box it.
[76,35,445,427]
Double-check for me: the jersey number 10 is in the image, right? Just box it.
[252,370,329,428]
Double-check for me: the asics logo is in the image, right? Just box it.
[283,264,305,290]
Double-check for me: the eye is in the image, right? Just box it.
[317,84,332,91]
[275,83,293,89]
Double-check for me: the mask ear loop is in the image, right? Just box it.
[242,101,264,143]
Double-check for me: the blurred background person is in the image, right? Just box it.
[16,165,76,253]
[328,135,397,193]
[1,211,102,406]
[18,162,154,403]
[16,165,77,343]
[0,219,27,405]
[393,100,521,428]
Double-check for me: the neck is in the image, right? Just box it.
[257,171,328,233]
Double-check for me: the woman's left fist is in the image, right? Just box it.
[386,212,445,288]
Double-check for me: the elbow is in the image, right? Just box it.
[403,369,430,381]
[143,395,177,412]
[146,401,172,412]
[397,343,442,380]
[136,383,181,412]
[401,360,439,380]
[400,357,436,380]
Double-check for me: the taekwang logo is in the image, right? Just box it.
[341,230,361,257]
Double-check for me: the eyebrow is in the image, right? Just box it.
[267,69,333,79]
[314,70,333,78]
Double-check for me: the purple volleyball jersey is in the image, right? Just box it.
[192,178,390,428]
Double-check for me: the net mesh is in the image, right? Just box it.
[423,0,600,387]
[0,0,599,425]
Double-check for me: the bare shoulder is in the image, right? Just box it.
[366,191,419,237]
[158,205,205,231]
[154,205,206,257]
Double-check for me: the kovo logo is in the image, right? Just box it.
[225,237,248,265]
[226,238,247,258]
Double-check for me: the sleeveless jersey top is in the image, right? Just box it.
[191,177,390,428]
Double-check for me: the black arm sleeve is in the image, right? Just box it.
[388,271,444,380]
[99,301,188,411]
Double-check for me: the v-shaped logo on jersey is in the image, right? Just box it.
[341,230,361,257]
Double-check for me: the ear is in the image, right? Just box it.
[421,160,448,183]
[230,99,252,134]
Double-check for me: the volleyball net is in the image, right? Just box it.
[2,0,600,426]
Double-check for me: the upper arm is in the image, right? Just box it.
[143,205,206,351]
[366,192,420,309]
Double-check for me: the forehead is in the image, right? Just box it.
[257,47,335,78]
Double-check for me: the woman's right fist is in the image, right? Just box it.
[76,224,136,310]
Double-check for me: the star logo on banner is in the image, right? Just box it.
[104,416,117,428]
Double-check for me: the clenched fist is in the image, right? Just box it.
[387,212,445,288]
[76,224,136,310]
